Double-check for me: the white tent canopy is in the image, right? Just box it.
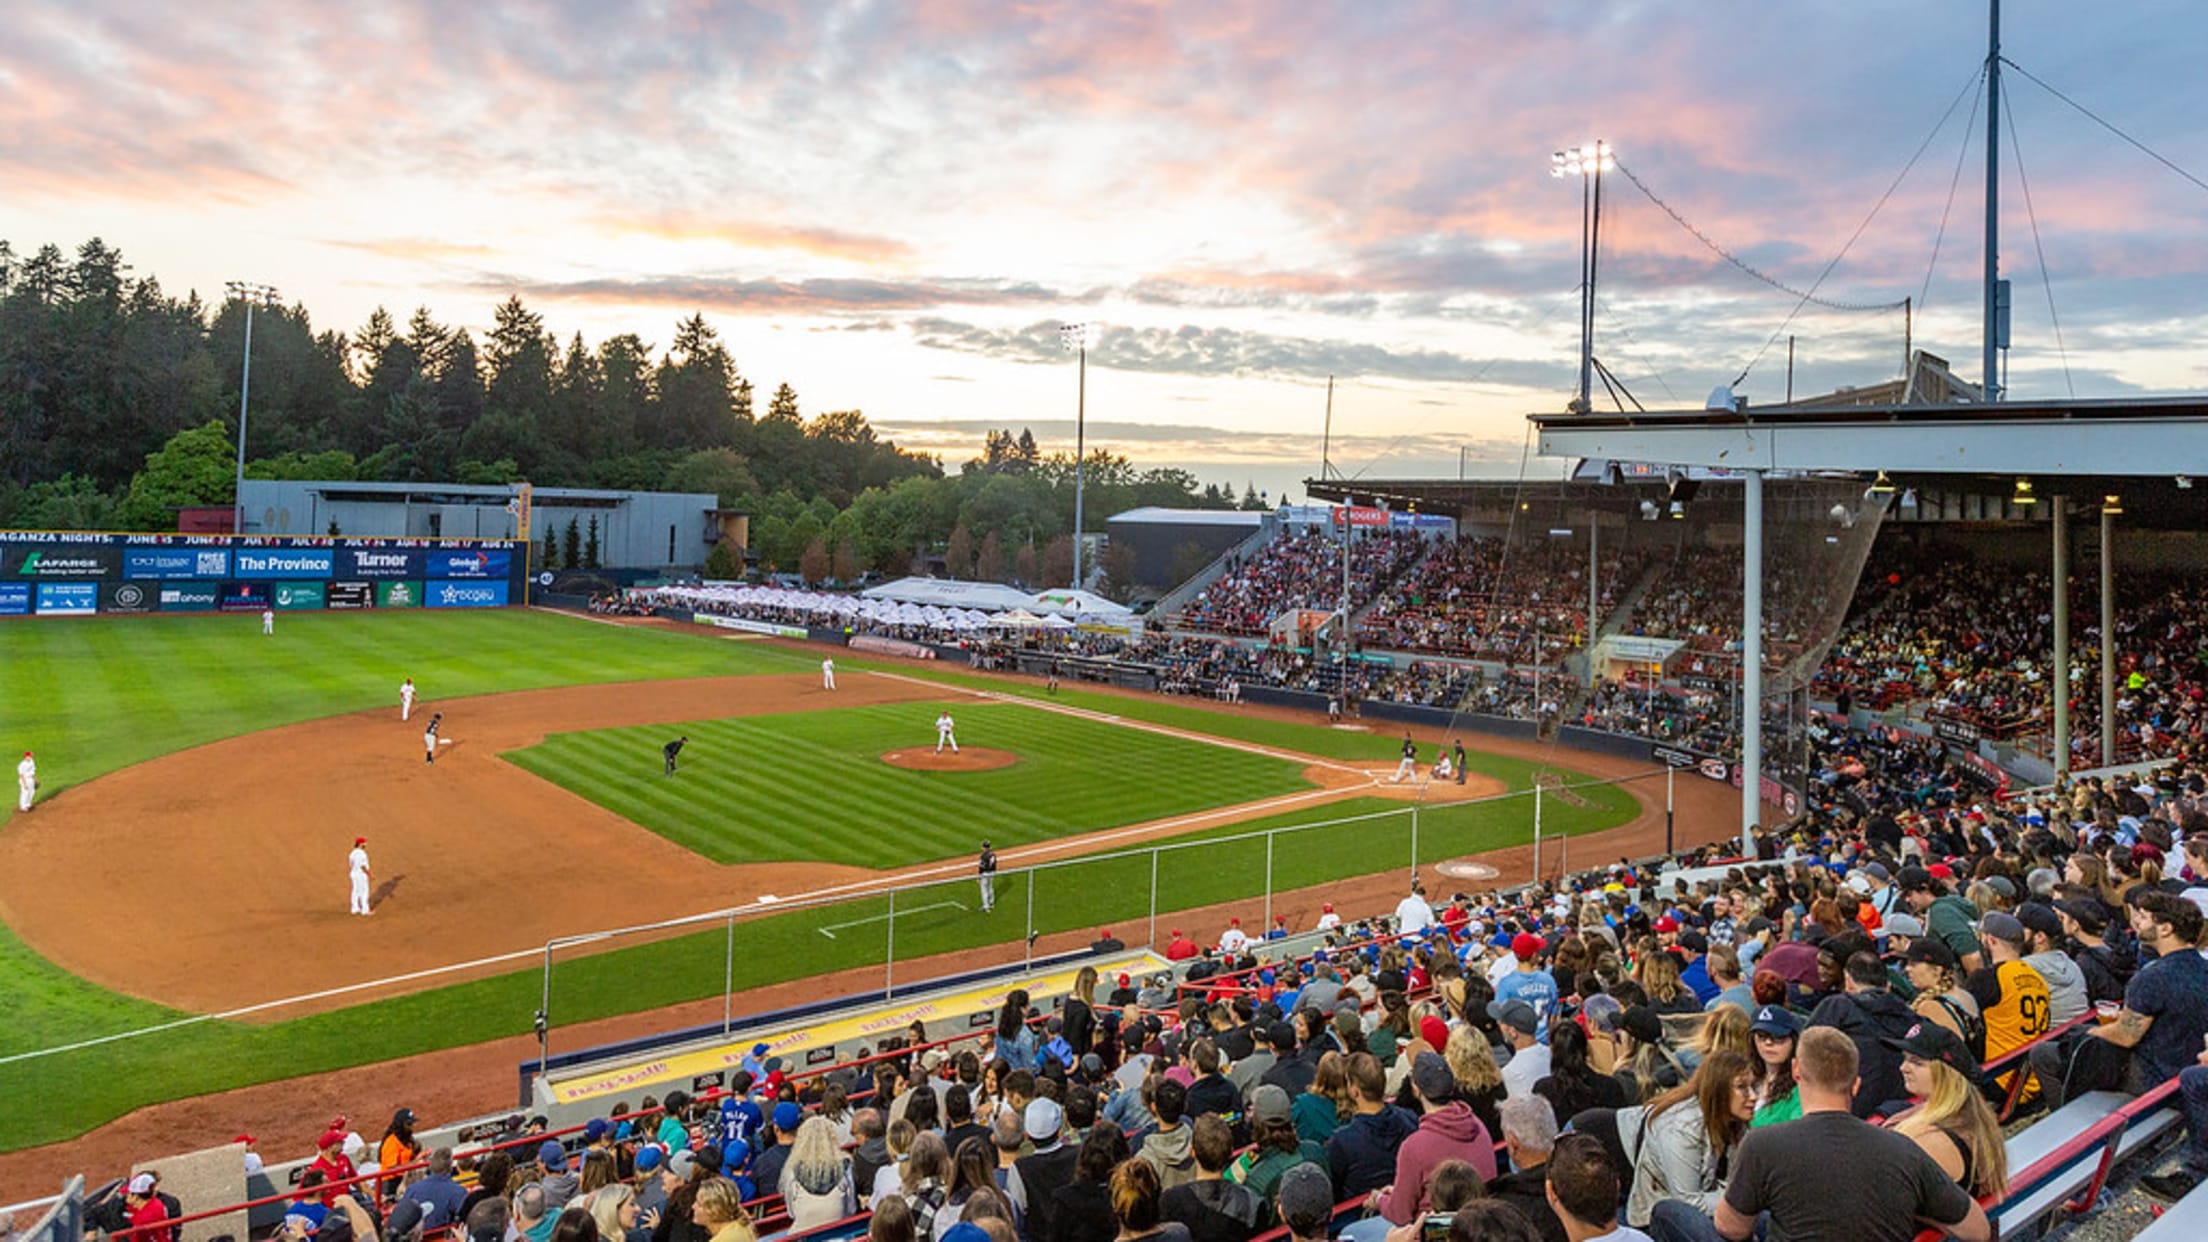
[861,577,1039,611]
[1029,588,1134,619]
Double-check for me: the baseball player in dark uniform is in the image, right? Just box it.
[977,840,998,913]
[664,735,687,776]
[1453,739,1468,785]
[423,712,444,764]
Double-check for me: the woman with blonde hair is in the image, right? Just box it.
[1107,1158,1178,1242]
[1886,1025,2008,1198]
[871,1118,919,1208]
[1442,1024,1506,1138]
[689,1178,756,1242]
[781,1115,857,1231]
[1640,951,1700,1017]
[1682,1003,1750,1070]
[586,1183,644,1242]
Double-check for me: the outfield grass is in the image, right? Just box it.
[0,610,814,806]
[0,611,1645,1151]
[506,702,1318,865]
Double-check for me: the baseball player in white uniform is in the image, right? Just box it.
[822,658,836,691]
[262,607,274,635]
[348,836,373,915]
[935,710,958,754]
[16,750,35,813]
[400,678,416,721]
[1218,917,1250,955]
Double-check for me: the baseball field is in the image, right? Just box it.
[0,607,1670,1160]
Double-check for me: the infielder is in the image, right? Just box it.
[663,735,687,776]
[262,607,274,636]
[423,712,444,764]
[935,710,958,754]
[821,658,836,691]
[400,678,416,722]
[1391,732,1418,783]
[348,836,373,915]
[16,750,35,813]
[976,840,997,912]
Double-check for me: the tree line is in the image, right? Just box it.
[0,237,1261,593]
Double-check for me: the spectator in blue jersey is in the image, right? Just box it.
[1492,935,1558,1041]
[1679,931,1720,1007]
[717,1074,764,1156]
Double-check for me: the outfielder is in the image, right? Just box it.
[16,750,35,813]
[400,678,416,721]
[935,710,958,754]
[821,658,836,691]
[262,607,275,636]
[348,836,373,915]
[663,735,687,776]
[1391,732,1418,783]
[976,840,997,912]
[423,712,444,764]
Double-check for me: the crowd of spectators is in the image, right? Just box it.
[1358,539,1651,666]
[1171,531,1426,638]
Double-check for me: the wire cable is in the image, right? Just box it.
[1730,65,1987,387]
[2004,89,2077,398]
[2003,57,2208,198]
[1919,70,1986,311]
[1611,160,1908,313]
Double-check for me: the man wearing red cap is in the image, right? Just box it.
[1219,917,1250,955]
[1316,902,1340,931]
[348,837,373,915]
[1493,933,1558,1040]
[1165,928,1199,961]
[15,750,34,813]
[309,1128,357,1206]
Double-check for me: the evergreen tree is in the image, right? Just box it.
[563,517,581,569]
[705,540,738,580]
[584,514,600,568]
[543,525,560,570]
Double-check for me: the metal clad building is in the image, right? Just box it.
[235,481,721,570]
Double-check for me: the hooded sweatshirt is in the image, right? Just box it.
[1137,1122,1198,1190]
[1806,987,1917,1118]
[2023,950,2091,1026]
[1324,1105,1419,1199]
[1375,1103,1498,1224]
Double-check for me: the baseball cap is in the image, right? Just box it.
[1024,1098,1064,1142]
[539,1140,567,1171]
[941,1225,991,1242]
[1928,862,1956,882]
[1743,915,1775,935]
[1510,932,1543,961]
[1864,862,1892,882]
[1884,1021,1979,1080]
[2016,902,2063,939]
[633,1146,664,1173]
[1679,929,1709,953]
[1749,1006,1800,1038]
[1653,916,1680,934]
[1276,1163,1336,1236]
[1409,1051,1457,1101]
[1620,1005,1663,1045]
[1903,938,1960,970]
[751,1042,771,1057]
[668,1150,698,1180]
[317,1129,346,1151]
[773,1102,802,1132]
[353,836,367,847]
[1978,911,2026,947]
[128,1174,157,1195]
[1486,998,1538,1035]
[583,1118,608,1141]
[1581,993,1623,1034]
[1250,1084,1292,1124]
[1880,913,1925,939]
[1984,876,2017,899]
[2054,897,2110,934]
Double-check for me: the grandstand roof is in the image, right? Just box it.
[859,577,1039,610]
[1107,506,1269,527]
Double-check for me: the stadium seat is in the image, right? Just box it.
[2135,1179,2208,1239]
[1993,1090,2183,1238]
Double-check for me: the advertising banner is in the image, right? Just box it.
[338,548,423,580]
[100,582,155,614]
[232,548,335,580]
[4,544,118,580]
[376,581,424,608]
[1329,505,1391,527]
[123,548,232,580]
[218,582,273,611]
[272,582,326,610]
[160,582,220,612]
[327,582,375,610]
[425,549,510,580]
[36,583,97,615]
[0,583,29,615]
[426,579,509,608]
[693,613,808,639]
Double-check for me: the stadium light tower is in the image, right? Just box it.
[225,281,282,535]
[1059,322,1101,589]
[1551,141,1613,414]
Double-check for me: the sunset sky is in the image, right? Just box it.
[7,1,2208,501]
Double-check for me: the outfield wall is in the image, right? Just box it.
[0,531,530,617]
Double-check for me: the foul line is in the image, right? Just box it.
[816,900,966,938]
[861,669,1375,776]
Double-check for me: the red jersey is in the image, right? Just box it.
[309,1153,357,1206]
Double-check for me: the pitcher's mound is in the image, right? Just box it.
[881,747,1018,772]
